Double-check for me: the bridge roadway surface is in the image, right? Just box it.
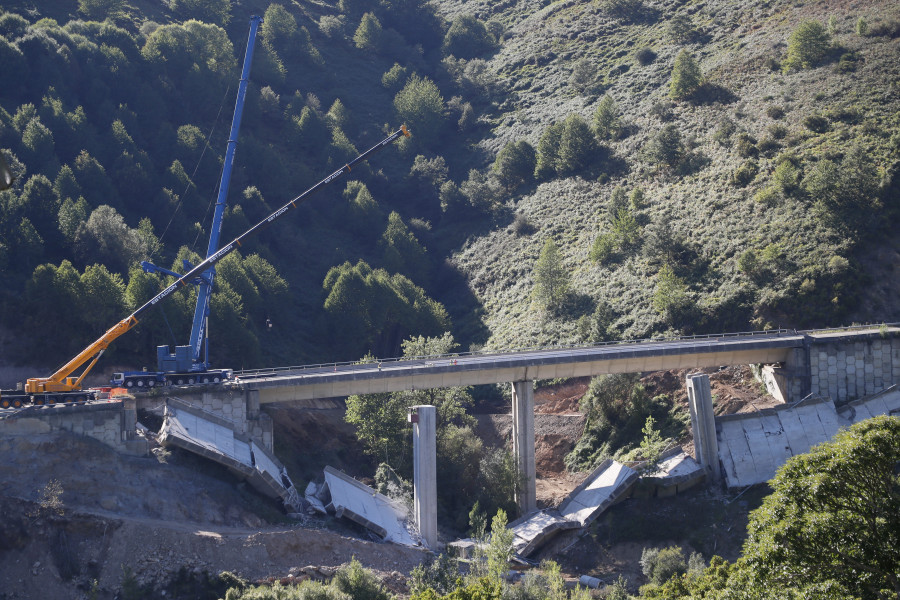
[234,331,809,403]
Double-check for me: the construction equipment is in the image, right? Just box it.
[114,16,261,389]
[0,122,408,409]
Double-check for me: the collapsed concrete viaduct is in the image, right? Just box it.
[5,326,896,519]
[228,325,900,513]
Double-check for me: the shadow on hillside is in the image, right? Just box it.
[689,83,738,105]
[434,258,492,350]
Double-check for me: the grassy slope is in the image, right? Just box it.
[435,0,900,350]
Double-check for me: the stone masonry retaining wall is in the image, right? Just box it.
[0,399,148,456]
[808,332,900,403]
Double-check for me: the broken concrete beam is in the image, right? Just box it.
[323,466,418,546]
[558,460,638,527]
[335,506,389,538]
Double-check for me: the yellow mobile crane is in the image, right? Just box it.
[0,125,410,409]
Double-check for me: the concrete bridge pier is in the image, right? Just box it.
[511,380,537,514]
[686,374,720,483]
[410,405,437,549]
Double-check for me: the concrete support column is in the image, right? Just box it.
[410,405,437,550]
[686,374,720,483]
[511,380,536,514]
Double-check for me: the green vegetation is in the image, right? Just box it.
[565,374,685,470]
[0,0,896,382]
[638,416,900,599]
[669,50,702,100]
[345,333,517,527]
[783,20,831,72]
[532,238,571,313]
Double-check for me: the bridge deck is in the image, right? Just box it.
[237,334,805,403]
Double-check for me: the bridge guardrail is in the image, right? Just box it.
[231,322,898,380]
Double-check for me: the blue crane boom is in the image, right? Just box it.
[137,16,262,383]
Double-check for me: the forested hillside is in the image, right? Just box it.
[0,0,898,374]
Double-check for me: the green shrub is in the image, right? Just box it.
[735,132,758,158]
[601,0,643,20]
[493,140,536,191]
[730,159,758,187]
[766,105,785,119]
[649,100,674,122]
[836,51,861,72]
[532,238,570,310]
[783,20,831,72]
[410,555,459,597]
[757,136,780,157]
[712,117,736,146]
[855,16,868,36]
[353,12,383,52]
[640,546,687,585]
[590,233,617,264]
[646,124,684,168]
[803,113,830,133]
[381,63,408,92]
[393,75,445,147]
[557,114,598,175]
[753,186,780,206]
[332,558,391,600]
[667,14,695,43]
[442,14,496,59]
[635,47,656,65]
[569,58,597,94]
[768,123,788,139]
[773,159,801,194]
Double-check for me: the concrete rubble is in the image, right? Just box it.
[304,466,420,547]
[502,459,639,558]
[158,398,301,510]
[716,385,900,488]
[633,449,706,498]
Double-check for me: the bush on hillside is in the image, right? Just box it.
[570,58,598,94]
[78,0,126,20]
[783,20,831,72]
[557,114,598,175]
[442,14,496,59]
[393,75,445,148]
[635,47,657,65]
[646,124,684,168]
[641,546,688,585]
[667,14,696,43]
[532,238,570,311]
[171,0,231,26]
[601,0,644,20]
[493,140,536,192]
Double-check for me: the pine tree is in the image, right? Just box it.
[669,50,702,100]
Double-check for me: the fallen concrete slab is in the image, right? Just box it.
[838,385,900,423]
[509,510,580,557]
[323,466,419,546]
[636,450,706,497]
[558,459,638,527]
[159,398,300,510]
[717,388,900,488]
